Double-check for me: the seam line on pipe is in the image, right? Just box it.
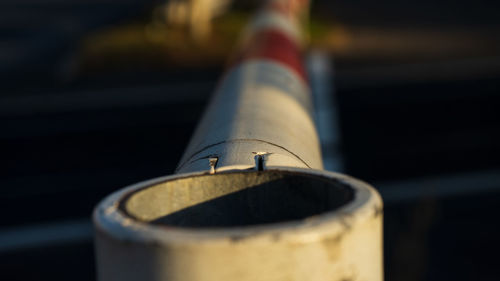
[176,138,312,172]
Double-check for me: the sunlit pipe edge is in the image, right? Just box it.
[94,167,381,245]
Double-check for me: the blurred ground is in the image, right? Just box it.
[1,0,500,280]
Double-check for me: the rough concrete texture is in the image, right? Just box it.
[94,168,383,281]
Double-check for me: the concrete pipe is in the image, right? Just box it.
[94,1,383,280]
[176,0,320,174]
[94,168,382,281]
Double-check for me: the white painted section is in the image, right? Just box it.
[244,10,302,43]
[177,60,322,173]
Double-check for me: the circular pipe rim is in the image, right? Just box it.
[93,167,382,245]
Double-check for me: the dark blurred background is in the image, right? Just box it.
[1,0,500,280]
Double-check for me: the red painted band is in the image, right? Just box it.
[230,29,307,83]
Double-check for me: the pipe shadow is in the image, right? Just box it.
[147,173,354,228]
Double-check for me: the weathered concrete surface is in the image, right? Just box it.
[175,0,321,174]
[94,1,383,280]
[94,168,383,281]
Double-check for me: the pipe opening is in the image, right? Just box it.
[120,170,354,228]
